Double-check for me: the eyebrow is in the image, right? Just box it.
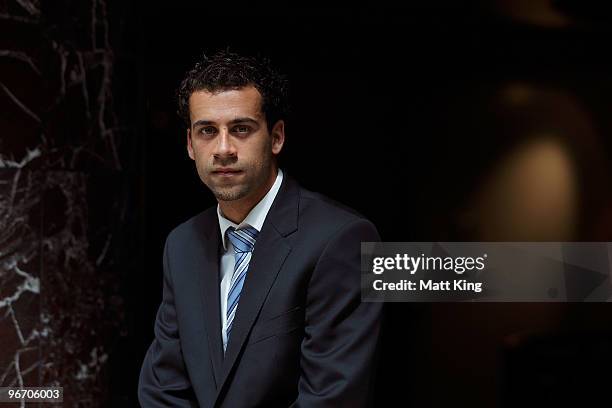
[192,117,259,128]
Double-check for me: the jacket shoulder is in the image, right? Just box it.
[166,206,218,244]
[298,186,376,232]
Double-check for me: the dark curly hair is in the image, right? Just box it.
[176,50,289,132]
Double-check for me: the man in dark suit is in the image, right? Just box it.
[138,50,383,407]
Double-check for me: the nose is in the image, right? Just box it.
[213,128,237,159]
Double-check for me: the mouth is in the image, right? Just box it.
[211,169,243,177]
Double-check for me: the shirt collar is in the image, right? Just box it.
[217,168,284,250]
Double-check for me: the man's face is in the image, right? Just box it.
[187,86,284,202]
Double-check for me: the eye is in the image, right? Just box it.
[199,126,217,136]
[232,125,251,134]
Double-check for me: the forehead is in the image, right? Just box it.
[188,86,263,124]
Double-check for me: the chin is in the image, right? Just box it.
[213,186,250,202]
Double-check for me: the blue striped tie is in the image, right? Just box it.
[225,226,259,351]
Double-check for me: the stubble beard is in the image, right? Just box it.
[210,182,251,202]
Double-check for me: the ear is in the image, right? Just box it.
[187,128,195,160]
[270,120,285,155]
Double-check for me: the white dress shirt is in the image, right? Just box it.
[217,169,284,351]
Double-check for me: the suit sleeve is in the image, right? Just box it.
[291,218,383,408]
[138,236,198,407]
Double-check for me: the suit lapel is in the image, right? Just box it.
[193,214,224,388]
[214,174,300,403]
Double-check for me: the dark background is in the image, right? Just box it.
[134,3,612,407]
[2,1,612,407]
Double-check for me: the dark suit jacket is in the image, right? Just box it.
[138,174,383,407]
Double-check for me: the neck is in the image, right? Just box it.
[218,168,278,224]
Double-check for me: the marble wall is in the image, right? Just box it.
[1,0,137,406]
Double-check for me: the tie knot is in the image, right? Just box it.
[226,226,259,253]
